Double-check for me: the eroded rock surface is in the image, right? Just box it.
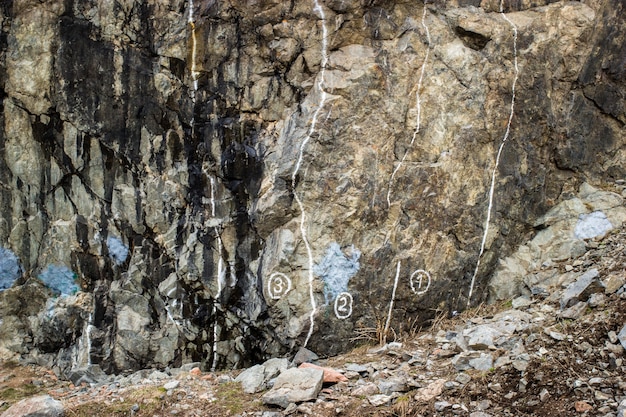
[0,0,624,373]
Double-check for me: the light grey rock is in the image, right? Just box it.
[511,296,532,309]
[616,325,626,350]
[544,328,567,341]
[368,394,392,406]
[66,364,107,386]
[559,301,587,319]
[377,377,408,395]
[261,368,324,408]
[617,399,626,415]
[466,325,502,350]
[235,364,266,394]
[345,363,368,374]
[163,380,180,391]
[468,353,493,371]
[434,401,452,411]
[0,395,63,417]
[262,358,290,381]
[351,382,379,397]
[292,347,318,366]
[456,373,471,385]
[560,269,603,309]
[469,413,493,417]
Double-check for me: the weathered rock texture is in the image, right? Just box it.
[0,0,624,374]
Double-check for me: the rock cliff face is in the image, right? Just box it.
[0,0,624,375]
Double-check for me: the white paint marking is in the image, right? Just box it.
[410,269,431,295]
[467,2,519,306]
[387,1,431,207]
[334,292,353,319]
[296,0,330,348]
[383,260,401,343]
[268,272,292,300]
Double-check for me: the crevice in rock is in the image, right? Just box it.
[455,26,491,50]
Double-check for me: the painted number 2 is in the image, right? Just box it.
[267,272,292,300]
[334,292,353,319]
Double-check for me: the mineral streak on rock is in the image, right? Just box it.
[0,0,624,373]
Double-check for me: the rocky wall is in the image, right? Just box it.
[0,0,624,375]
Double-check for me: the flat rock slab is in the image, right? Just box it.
[560,268,602,309]
[1,395,64,417]
[261,367,324,408]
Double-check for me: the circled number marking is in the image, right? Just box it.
[410,269,431,295]
[334,292,353,319]
[267,272,292,300]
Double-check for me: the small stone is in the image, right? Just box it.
[163,380,180,390]
[469,353,493,371]
[539,388,550,402]
[377,377,408,395]
[131,404,140,413]
[456,373,471,385]
[469,413,493,417]
[518,379,527,393]
[575,401,593,412]
[565,265,574,272]
[292,347,319,366]
[603,274,626,294]
[560,269,603,309]
[444,381,461,390]
[283,403,297,414]
[588,377,603,385]
[587,293,606,308]
[189,367,202,376]
[512,296,532,309]
[476,399,491,410]
[488,383,502,392]
[608,331,618,344]
[345,363,368,374]
[414,379,445,402]
[617,325,626,350]
[594,390,611,401]
[559,301,587,319]
[434,401,452,411]
[544,328,567,341]
[368,394,392,406]
[351,382,379,397]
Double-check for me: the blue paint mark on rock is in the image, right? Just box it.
[38,265,79,296]
[107,236,129,265]
[0,247,21,291]
[313,242,361,305]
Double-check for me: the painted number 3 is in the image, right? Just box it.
[268,273,292,300]
[334,292,353,319]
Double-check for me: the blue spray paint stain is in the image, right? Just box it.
[0,247,21,291]
[313,242,361,305]
[38,265,79,296]
[107,236,129,265]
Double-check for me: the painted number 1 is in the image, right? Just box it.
[334,292,353,319]
[410,269,431,295]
